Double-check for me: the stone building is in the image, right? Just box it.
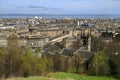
[0,36,7,47]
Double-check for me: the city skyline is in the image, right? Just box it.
[0,0,120,15]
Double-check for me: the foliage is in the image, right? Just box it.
[110,52,120,79]
[53,53,61,71]
[0,47,5,77]
[5,34,23,77]
[0,35,120,79]
[91,51,110,76]
[21,47,37,77]
[0,34,54,78]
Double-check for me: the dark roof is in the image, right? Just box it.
[100,32,113,38]
[81,24,88,27]
[74,49,94,61]
[62,48,75,56]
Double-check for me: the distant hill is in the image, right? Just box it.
[0,14,120,19]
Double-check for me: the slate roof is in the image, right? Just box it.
[62,48,75,56]
[74,47,94,61]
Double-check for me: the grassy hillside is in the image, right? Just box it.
[6,72,116,80]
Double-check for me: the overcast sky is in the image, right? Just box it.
[0,0,120,15]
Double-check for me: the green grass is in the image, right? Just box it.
[6,72,116,80]
[48,72,116,80]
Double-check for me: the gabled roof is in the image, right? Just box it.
[74,47,94,61]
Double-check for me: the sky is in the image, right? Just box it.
[0,0,120,15]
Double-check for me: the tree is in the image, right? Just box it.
[0,47,5,78]
[21,47,37,77]
[65,56,76,73]
[110,53,120,79]
[91,37,104,51]
[53,53,61,71]
[46,57,54,72]
[38,54,48,73]
[101,40,120,78]
[5,34,23,77]
[92,51,110,76]
[74,54,87,74]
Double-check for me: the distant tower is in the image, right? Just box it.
[76,18,79,26]
[26,17,29,24]
[77,21,80,26]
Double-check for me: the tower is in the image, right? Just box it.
[88,29,91,51]
[88,36,91,51]
[77,21,80,26]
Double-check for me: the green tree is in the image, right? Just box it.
[0,47,5,78]
[21,47,37,77]
[110,51,120,79]
[74,54,86,74]
[46,57,54,72]
[102,40,120,78]
[38,55,48,73]
[35,55,53,76]
[5,34,23,77]
[92,51,110,76]
[91,37,104,51]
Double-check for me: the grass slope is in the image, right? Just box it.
[6,72,116,80]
